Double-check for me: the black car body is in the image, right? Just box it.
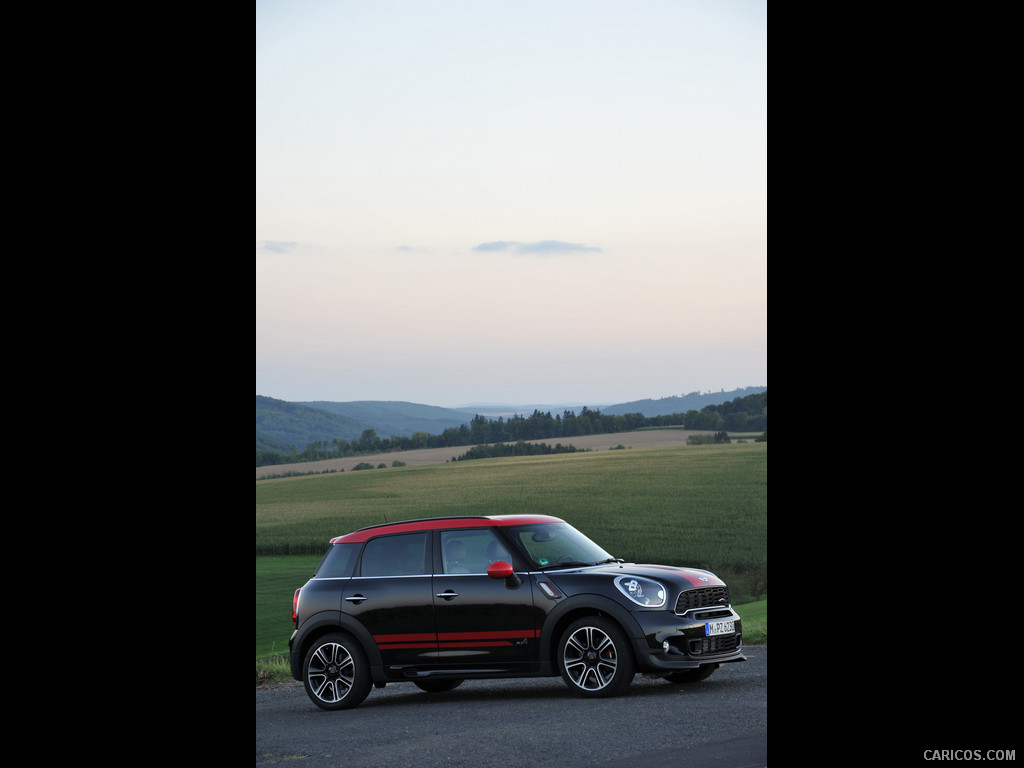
[289,514,745,709]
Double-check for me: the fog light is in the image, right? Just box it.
[662,640,670,653]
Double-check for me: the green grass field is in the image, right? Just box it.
[256,442,766,663]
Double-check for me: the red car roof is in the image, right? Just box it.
[330,514,564,543]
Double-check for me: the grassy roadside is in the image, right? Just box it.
[255,599,767,685]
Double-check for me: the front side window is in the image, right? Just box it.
[359,532,429,576]
[509,522,614,569]
[440,529,513,574]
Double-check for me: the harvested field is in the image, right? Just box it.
[255,428,713,480]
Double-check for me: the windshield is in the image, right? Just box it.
[507,522,615,569]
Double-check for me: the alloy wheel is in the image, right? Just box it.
[563,625,619,691]
[307,642,356,704]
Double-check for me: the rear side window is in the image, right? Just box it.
[360,533,429,576]
[316,543,359,578]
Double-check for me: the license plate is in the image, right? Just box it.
[705,620,734,636]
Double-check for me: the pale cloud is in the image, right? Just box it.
[473,240,601,255]
[258,240,300,254]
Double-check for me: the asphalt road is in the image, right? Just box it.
[256,646,766,767]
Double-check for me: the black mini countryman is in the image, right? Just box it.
[289,514,745,710]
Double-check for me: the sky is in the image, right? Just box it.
[256,0,766,407]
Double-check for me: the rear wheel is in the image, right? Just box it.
[558,616,635,697]
[302,633,372,710]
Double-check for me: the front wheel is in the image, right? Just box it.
[302,633,372,710]
[558,616,636,698]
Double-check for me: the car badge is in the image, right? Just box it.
[698,576,709,582]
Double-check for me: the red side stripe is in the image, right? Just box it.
[437,630,538,641]
[374,630,538,649]
[373,633,436,643]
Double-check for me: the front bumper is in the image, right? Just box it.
[630,608,746,672]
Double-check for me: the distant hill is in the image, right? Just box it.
[456,388,766,419]
[601,387,767,417]
[256,396,372,452]
[257,387,766,454]
[450,403,599,419]
[302,400,470,438]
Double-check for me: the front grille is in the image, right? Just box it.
[696,633,741,655]
[675,586,731,614]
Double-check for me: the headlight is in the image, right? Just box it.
[614,575,667,607]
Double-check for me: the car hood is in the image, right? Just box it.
[545,562,726,590]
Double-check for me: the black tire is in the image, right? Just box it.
[666,664,718,684]
[558,616,636,698]
[413,679,464,693]
[302,632,372,710]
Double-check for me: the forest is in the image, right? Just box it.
[256,391,766,467]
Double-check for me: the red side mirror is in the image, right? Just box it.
[487,560,514,579]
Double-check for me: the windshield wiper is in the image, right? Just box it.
[596,558,624,564]
[539,560,591,570]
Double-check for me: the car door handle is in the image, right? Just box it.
[344,595,368,604]
[436,590,459,600]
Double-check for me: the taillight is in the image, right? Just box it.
[292,588,301,625]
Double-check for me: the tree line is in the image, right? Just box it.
[256,391,766,467]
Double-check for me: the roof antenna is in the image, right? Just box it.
[383,512,390,523]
